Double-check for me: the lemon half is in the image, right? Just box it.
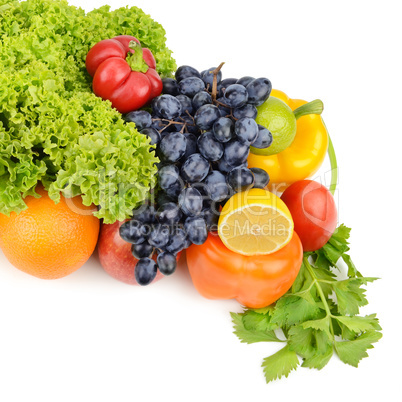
[218,189,294,256]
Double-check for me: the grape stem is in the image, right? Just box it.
[152,114,196,134]
[211,62,225,102]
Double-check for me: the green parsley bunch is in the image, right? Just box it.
[231,225,382,383]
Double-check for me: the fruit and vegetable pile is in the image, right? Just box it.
[0,0,381,383]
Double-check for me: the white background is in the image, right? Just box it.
[0,0,401,400]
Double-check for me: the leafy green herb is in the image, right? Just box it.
[231,225,382,383]
[0,0,177,223]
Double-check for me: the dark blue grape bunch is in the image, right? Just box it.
[120,63,273,285]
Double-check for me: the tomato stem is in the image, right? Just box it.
[293,99,323,120]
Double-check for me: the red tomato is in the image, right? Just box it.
[281,180,337,251]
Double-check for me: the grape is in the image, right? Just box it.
[216,97,231,117]
[159,132,187,162]
[194,104,220,130]
[201,207,219,231]
[212,117,234,143]
[227,167,255,192]
[233,104,258,120]
[158,165,181,191]
[204,170,230,202]
[119,220,146,244]
[223,140,250,167]
[155,191,174,207]
[183,133,198,159]
[166,228,187,254]
[178,187,203,216]
[165,181,184,199]
[236,76,255,87]
[135,258,157,286]
[181,153,210,183]
[140,127,161,145]
[184,216,208,245]
[151,96,159,111]
[214,157,235,174]
[197,131,224,162]
[131,241,154,259]
[252,125,274,149]
[148,224,171,248]
[183,237,192,249]
[192,91,212,110]
[157,252,177,275]
[132,204,157,224]
[202,67,222,88]
[218,78,237,97]
[246,78,272,106]
[176,94,194,116]
[175,65,201,82]
[223,84,248,108]
[217,97,230,107]
[124,110,152,130]
[157,202,183,224]
[250,167,270,189]
[219,78,238,88]
[191,181,209,200]
[162,78,179,96]
[153,95,182,119]
[178,77,205,98]
[235,117,259,145]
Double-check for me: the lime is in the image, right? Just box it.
[252,97,297,156]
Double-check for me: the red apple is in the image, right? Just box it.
[98,220,165,285]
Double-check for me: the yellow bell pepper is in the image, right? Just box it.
[248,89,328,192]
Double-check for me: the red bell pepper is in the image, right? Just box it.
[86,35,163,114]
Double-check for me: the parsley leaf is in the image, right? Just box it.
[334,314,381,333]
[335,331,382,367]
[261,345,299,383]
[332,277,378,315]
[230,224,382,383]
[231,312,281,344]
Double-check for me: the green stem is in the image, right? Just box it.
[303,256,335,339]
[126,40,149,73]
[303,257,332,317]
[326,130,338,196]
[293,99,324,120]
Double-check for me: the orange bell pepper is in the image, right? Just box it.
[248,89,328,192]
[186,231,303,308]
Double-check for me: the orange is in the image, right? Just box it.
[0,185,100,279]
